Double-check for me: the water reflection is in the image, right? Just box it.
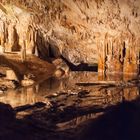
[0,72,139,140]
[98,73,138,81]
[0,72,139,108]
[54,86,139,131]
[0,87,45,107]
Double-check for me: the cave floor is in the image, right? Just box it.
[0,71,139,140]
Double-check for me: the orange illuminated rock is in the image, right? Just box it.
[0,1,139,75]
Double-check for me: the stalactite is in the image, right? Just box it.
[7,24,14,51]
[0,20,5,50]
[98,33,139,75]
[26,26,35,54]
[98,38,105,74]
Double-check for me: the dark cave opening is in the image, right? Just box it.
[47,44,98,72]
[60,55,98,72]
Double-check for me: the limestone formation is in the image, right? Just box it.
[54,68,65,77]
[0,0,139,75]
[98,33,139,75]
[6,69,19,81]
[21,73,35,86]
[53,58,69,77]
[0,45,4,54]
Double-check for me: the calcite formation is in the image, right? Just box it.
[0,0,139,75]
[98,33,140,75]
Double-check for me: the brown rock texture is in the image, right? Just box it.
[0,0,139,74]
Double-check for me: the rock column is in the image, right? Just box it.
[98,33,139,75]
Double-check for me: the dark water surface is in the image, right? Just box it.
[0,72,139,140]
[0,72,139,107]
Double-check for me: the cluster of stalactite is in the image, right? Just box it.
[98,33,140,75]
[0,20,57,60]
[0,21,33,53]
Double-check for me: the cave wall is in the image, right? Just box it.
[0,4,30,52]
[0,4,51,59]
[0,0,139,74]
[98,32,140,74]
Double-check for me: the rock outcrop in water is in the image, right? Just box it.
[0,0,139,74]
